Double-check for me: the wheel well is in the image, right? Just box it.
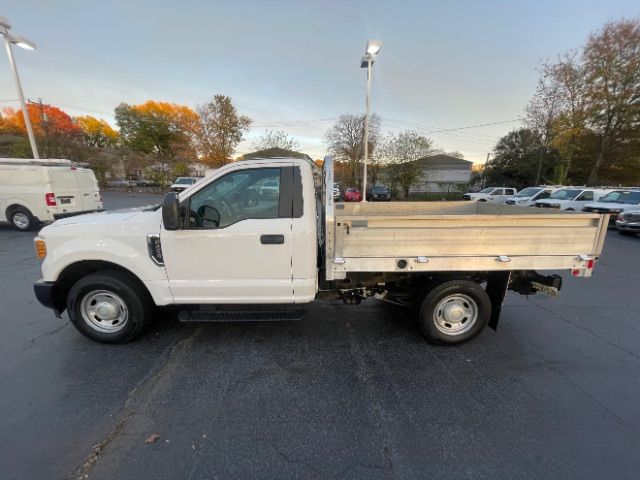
[6,204,30,218]
[53,260,155,312]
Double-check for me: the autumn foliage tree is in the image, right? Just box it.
[194,95,251,167]
[524,18,640,186]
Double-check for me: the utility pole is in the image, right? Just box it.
[482,152,491,189]
[30,97,48,157]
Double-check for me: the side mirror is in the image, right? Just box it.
[162,192,181,230]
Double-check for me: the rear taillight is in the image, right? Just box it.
[45,192,57,206]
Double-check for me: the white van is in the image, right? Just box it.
[535,187,612,211]
[0,158,103,231]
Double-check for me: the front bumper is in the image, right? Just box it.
[33,280,63,318]
[616,221,640,232]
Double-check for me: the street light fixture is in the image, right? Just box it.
[0,15,40,159]
[360,40,381,201]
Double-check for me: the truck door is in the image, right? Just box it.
[160,164,295,303]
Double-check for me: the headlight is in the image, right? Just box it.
[34,237,47,260]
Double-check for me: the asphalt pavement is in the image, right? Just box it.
[1,191,639,480]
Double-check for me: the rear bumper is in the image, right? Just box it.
[33,280,63,317]
[53,208,103,220]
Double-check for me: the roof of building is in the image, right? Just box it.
[239,147,312,161]
[417,154,472,165]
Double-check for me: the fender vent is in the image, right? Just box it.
[147,234,164,266]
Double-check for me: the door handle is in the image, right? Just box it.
[260,234,285,245]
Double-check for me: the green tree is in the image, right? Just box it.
[485,128,559,188]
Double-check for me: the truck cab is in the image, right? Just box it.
[535,187,611,211]
[505,186,559,207]
[463,187,517,203]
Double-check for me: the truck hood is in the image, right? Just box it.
[51,205,160,227]
[584,202,639,210]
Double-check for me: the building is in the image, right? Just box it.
[410,154,473,193]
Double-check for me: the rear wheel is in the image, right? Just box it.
[10,207,36,231]
[67,270,154,343]
[418,280,491,345]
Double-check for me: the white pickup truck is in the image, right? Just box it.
[33,157,609,345]
[463,187,517,203]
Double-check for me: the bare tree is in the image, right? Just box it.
[194,95,251,167]
[378,131,434,198]
[252,129,299,151]
[325,114,381,186]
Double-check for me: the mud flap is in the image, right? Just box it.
[486,271,511,330]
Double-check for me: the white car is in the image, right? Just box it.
[505,187,560,207]
[463,187,517,203]
[535,188,612,211]
[582,190,640,225]
[170,177,199,192]
[0,158,103,231]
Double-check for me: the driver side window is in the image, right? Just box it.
[188,168,281,229]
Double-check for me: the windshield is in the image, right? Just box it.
[372,186,388,192]
[516,187,542,197]
[175,177,195,184]
[550,189,581,200]
[479,187,495,193]
[599,191,640,204]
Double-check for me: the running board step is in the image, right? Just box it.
[178,310,306,323]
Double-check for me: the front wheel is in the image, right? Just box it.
[418,280,491,345]
[67,270,154,343]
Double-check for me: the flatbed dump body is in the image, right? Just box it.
[323,160,607,280]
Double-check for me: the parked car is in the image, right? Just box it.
[463,187,517,203]
[106,178,135,188]
[367,185,391,201]
[0,158,103,231]
[582,190,640,225]
[505,186,559,206]
[333,183,341,201]
[170,177,199,192]
[343,187,362,202]
[535,188,612,211]
[135,178,159,187]
[615,209,640,236]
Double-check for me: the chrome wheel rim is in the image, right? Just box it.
[80,290,128,333]
[13,212,30,230]
[433,293,478,336]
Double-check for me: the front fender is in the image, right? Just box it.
[42,236,172,305]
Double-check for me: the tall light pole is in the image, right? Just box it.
[0,16,39,159]
[360,40,381,201]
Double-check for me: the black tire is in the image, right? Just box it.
[418,280,491,345]
[9,207,36,231]
[66,270,154,343]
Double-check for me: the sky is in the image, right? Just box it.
[1,0,638,163]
